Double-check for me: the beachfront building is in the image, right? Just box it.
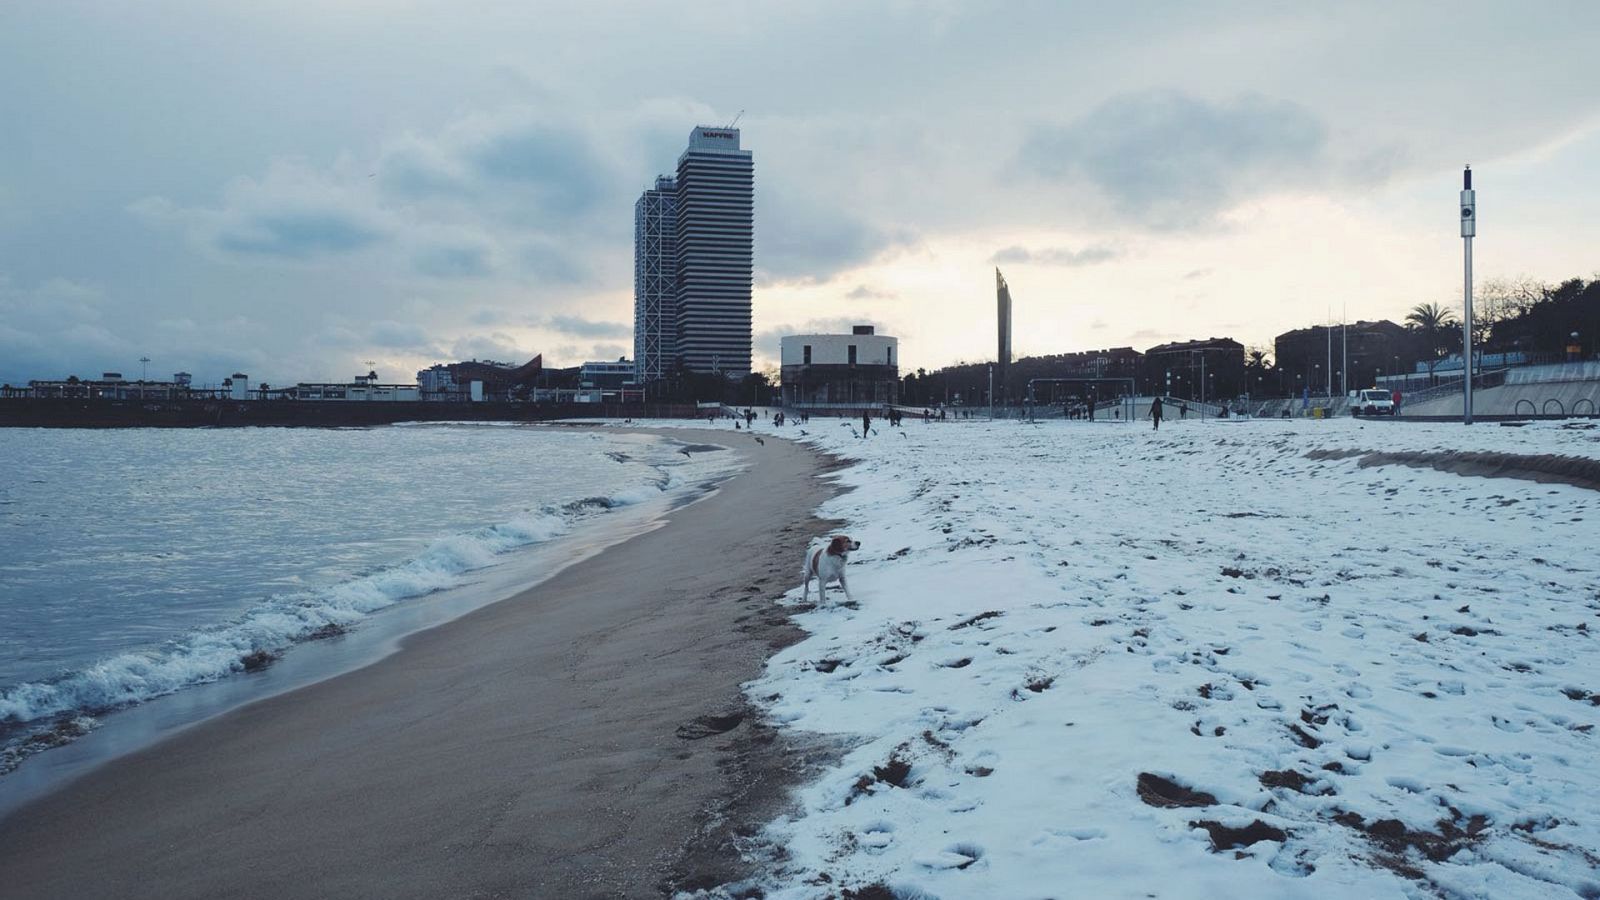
[1143,337,1245,402]
[263,371,419,402]
[415,356,543,402]
[578,358,635,390]
[1274,320,1410,396]
[633,175,678,388]
[674,126,753,377]
[25,371,196,400]
[780,325,899,408]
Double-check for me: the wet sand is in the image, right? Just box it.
[0,429,839,899]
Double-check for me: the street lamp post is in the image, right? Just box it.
[1460,165,1476,425]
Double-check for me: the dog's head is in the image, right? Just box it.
[827,535,861,556]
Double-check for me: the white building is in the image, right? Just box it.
[779,325,899,407]
[279,371,420,401]
[579,358,636,389]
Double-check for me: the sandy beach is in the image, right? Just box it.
[0,429,838,899]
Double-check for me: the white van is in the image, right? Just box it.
[1350,388,1395,416]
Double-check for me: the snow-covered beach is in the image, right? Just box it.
[5,414,1596,899]
[717,416,1600,899]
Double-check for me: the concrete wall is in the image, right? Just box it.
[1402,381,1600,417]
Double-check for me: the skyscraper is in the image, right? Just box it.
[633,175,677,386]
[674,126,753,376]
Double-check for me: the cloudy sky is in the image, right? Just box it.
[3,0,1598,386]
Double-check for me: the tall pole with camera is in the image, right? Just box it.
[1460,166,1476,425]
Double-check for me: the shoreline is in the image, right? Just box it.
[0,426,737,810]
[0,428,842,898]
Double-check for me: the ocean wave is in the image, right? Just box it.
[0,489,656,771]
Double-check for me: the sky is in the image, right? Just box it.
[3,0,1599,387]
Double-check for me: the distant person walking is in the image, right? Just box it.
[1150,396,1163,431]
[1179,401,1188,420]
[862,412,871,439]
[1392,388,1402,415]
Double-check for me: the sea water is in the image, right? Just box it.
[0,424,737,777]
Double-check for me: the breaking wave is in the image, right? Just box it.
[0,489,659,772]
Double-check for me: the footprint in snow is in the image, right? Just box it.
[914,843,984,870]
[857,821,896,851]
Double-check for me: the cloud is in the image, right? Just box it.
[132,108,626,282]
[466,121,609,211]
[311,320,444,357]
[0,276,285,385]
[586,343,629,361]
[758,188,915,284]
[375,108,623,233]
[990,244,1122,267]
[846,284,897,300]
[376,137,471,199]
[0,277,123,382]
[448,333,537,365]
[1127,328,1179,346]
[546,315,632,339]
[1018,90,1327,229]
[369,321,442,353]
[216,210,384,258]
[131,160,391,262]
[1183,267,1213,280]
[520,240,586,284]
[412,241,492,278]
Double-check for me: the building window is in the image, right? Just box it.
[887,346,893,365]
[803,345,812,365]
[848,345,857,365]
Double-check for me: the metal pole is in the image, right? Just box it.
[1461,165,1476,425]
[988,364,993,420]
[1326,320,1332,399]
[1464,238,1473,423]
[1341,316,1348,395]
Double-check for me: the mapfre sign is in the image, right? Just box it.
[699,130,736,139]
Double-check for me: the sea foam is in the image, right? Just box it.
[1,496,631,770]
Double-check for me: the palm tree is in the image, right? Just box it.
[1405,302,1457,332]
[1406,302,1459,378]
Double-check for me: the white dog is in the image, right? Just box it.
[802,535,860,604]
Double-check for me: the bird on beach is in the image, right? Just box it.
[755,436,765,445]
[799,430,808,436]
[679,449,691,457]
